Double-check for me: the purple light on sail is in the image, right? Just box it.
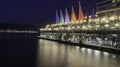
[56,10,59,24]
[65,8,70,24]
[92,9,95,18]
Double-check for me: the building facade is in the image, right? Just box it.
[96,0,120,30]
[96,0,120,12]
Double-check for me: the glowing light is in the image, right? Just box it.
[68,27,71,30]
[111,27,115,29]
[115,23,119,27]
[71,5,77,24]
[75,46,80,49]
[72,26,75,29]
[65,8,70,24]
[88,25,91,28]
[40,28,45,31]
[110,16,115,21]
[77,26,80,28]
[89,19,92,22]
[84,20,86,22]
[80,20,83,23]
[46,25,50,27]
[105,24,109,27]
[78,1,84,22]
[76,21,78,23]
[62,27,64,29]
[89,16,91,18]
[82,25,86,29]
[95,25,100,28]
[60,10,64,24]
[94,19,98,22]
[56,10,59,24]
[95,14,98,17]
[92,9,95,18]
[106,20,109,23]
[85,16,87,19]
[54,28,59,30]
[101,17,106,22]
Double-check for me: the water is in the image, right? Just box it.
[37,39,120,67]
[0,38,38,67]
[0,38,120,67]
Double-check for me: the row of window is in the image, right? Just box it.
[96,1,112,7]
[112,0,120,3]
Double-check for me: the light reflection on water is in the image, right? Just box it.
[37,39,120,67]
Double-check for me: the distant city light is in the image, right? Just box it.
[105,24,109,27]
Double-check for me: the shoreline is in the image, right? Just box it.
[39,37,120,55]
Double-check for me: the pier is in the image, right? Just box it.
[40,0,120,54]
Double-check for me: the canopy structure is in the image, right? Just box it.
[71,6,77,24]
[56,10,59,24]
[60,10,64,24]
[78,1,84,23]
[92,9,96,18]
[65,8,70,24]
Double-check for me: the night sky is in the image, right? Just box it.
[0,0,100,26]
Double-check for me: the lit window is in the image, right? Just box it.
[112,0,116,3]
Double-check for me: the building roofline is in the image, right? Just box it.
[96,0,111,5]
[96,7,120,14]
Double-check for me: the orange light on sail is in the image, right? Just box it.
[78,1,84,23]
[71,6,77,24]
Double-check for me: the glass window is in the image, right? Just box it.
[112,0,116,3]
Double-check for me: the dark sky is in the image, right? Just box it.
[0,0,99,26]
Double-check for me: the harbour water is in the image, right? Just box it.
[0,37,120,67]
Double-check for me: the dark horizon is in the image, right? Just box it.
[0,0,100,27]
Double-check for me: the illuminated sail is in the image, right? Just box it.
[71,6,76,23]
[78,1,84,22]
[56,10,59,24]
[92,9,95,18]
[65,8,70,24]
[60,10,64,24]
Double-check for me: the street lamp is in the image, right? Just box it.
[115,23,119,27]
[80,20,83,23]
[85,16,87,19]
[89,16,91,18]
[72,26,75,29]
[104,24,109,28]
[77,26,80,29]
[109,16,115,21]
[95,14,98,17]
[82,25,86,30]
[105,20,109,23]
[76,21,79,23]
[68,26,71,30]
[101,17,106,22]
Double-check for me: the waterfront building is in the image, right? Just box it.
[96,0,120,30]
[40,0,120,49]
